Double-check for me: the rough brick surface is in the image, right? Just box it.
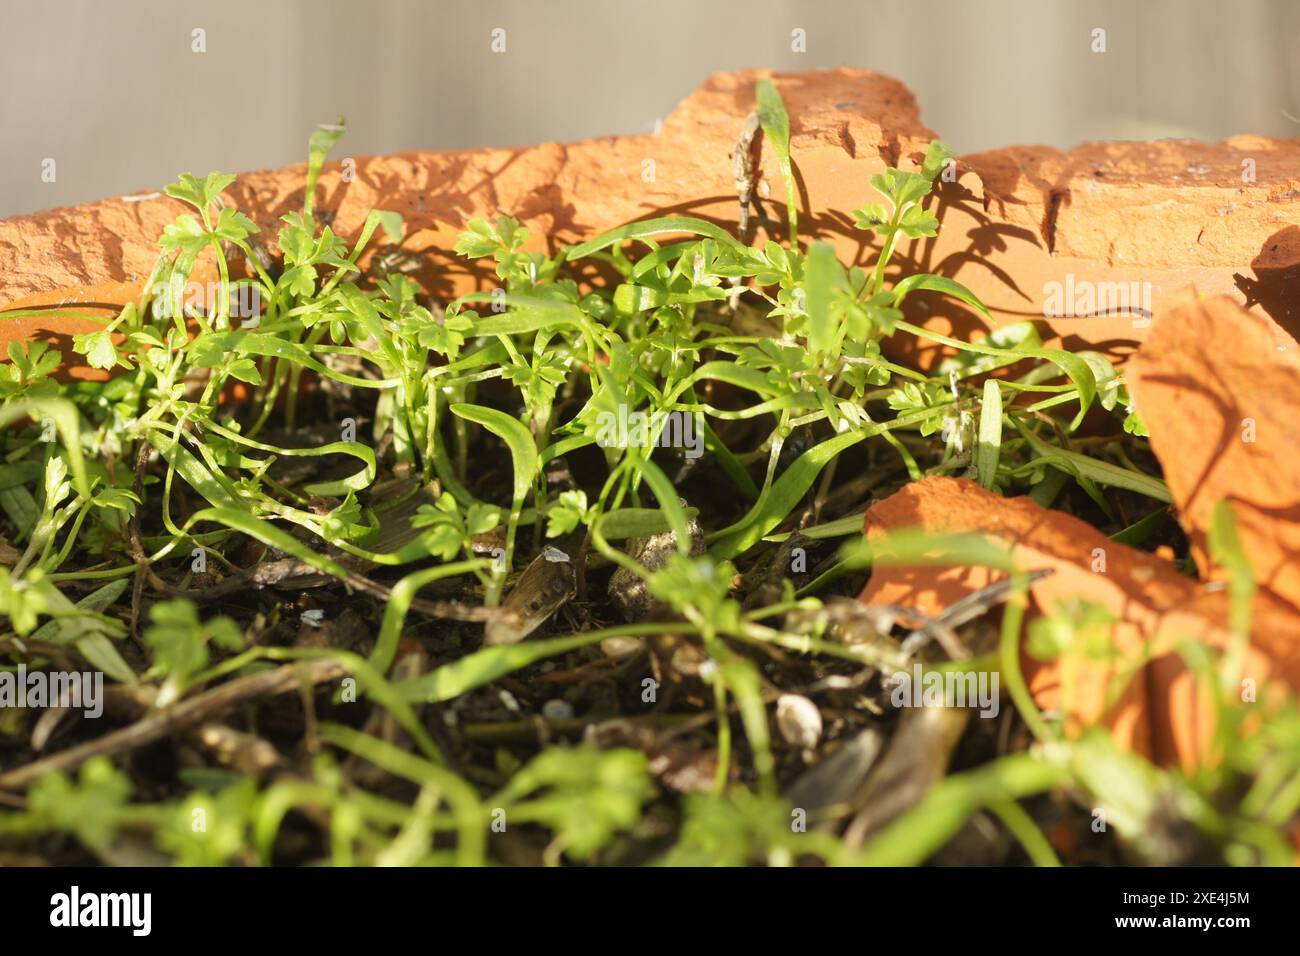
[1128,295,1300,611]
[3,68,1298,374]
[857,476,1300,770]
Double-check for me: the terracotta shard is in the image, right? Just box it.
[857,476,1300,769]
[1127,294,1300,612]
[3,69,1299,370]
[0,69,934,316]
[963,136,1300,269]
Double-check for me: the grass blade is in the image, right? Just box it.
[892,273,992,321]
[368,560,490,673]
[564,216,749,260]
[895,319,1097,429]
[805,241,838,357]
[710,429,864,559]
[395,623,687,703]
[976,379,1003,490]
[0,398,90,501]
[458,294,589,336]
[449,404,537,509]
[755,78,797,243]
[633,456,692,555]
[187,506,351,580]
[1012,420,1171,503]
[450,403,539,599]
[304,119,345,219]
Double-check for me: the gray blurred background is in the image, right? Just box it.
[2,0,1297,218]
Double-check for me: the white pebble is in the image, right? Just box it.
[600,636,641,660]
[776,694,823,749]
[542,699,574,721]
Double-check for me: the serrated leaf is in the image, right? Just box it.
[226,358,263,385]
[73,330,118,370]
[852,203,890,233]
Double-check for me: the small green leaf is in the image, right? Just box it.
[212,207,257,243]
[596,508,694,541]
[226,358,263,385]
[454,220,500,258]
[27,757,133,852]
[613,284,666,313]
[872,169,931,209]
[72,330,119,370]
[922,140,957,182]
[545,490,588,538]
[898,204,940,238]
[466,503,502,536]
[375,209,404,244]
[165,171,236,214]
[1123,407,1148,437]
[852,203,890,233]
[76,633,136,684]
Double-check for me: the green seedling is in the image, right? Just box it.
[0,83,1271,869]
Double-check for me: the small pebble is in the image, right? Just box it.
[542,699,574,721]
[776,694,823,750]
[301,609,325,627]
[600,636,641,660]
